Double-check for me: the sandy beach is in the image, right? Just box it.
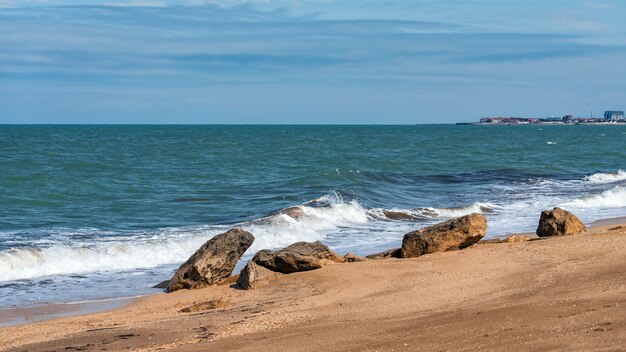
[0,221,625,351]
[4,0,626,350]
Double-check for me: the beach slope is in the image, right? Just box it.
[1,224,625,351]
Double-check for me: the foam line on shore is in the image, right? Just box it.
[2,185,626,284]
[0,194,496,283]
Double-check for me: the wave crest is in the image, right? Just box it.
[368,202,499,221]
[563,186,626,209]
[0,193,501,283]
[0,231,217,282]
[584,170,626,184]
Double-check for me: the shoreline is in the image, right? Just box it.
[0,214,624,329]
[458,122,626,126]
[0,296,139,328]
[589,215,626,227]
[1,218,625,351]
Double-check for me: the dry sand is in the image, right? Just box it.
[1,223,625,351]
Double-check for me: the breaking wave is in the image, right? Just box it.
[0,193,500,283]
[368,202,500,221]
[0,230,219,282]
[563,186,626,209]
[584,170,626,184]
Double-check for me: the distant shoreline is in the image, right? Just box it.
[457,122,626,126]
[1,123,626,127]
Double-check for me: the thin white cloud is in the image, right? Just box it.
[2,1,625,123]
[106,0,167,6]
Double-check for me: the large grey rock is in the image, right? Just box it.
[237,261,282,290]
[536,207,586,237]
[252,241,343,274]
[401,213,488,258]
[168,228,254,292]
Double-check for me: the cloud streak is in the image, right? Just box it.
[0,1,625,123]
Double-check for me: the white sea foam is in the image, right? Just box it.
[431,202,501,217]
[584,170,626,184]
[0,194,372,283]
[0,219,330,283]
[0,231,218,282]
[243,193,369,250]
[563,186,626,209]
[0,194,494,283]
[4,185,623,284]
[369,202,500,220]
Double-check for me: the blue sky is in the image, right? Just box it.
[1,0,625,123]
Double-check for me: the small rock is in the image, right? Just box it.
[401,213,488,258]
[343,253,368,262]
[365,248,401,260]
[536,208,586,237]
[365,248,400,260]
[504,235,538,243]
[237,261,282,290]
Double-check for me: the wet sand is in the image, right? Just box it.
[0,297,138,328]
[590,215,626,227]
[1,222,625,351]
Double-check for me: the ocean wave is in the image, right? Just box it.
[429,202,502,218]
[563,186,626,209]
[368,202,500,221]
[0,219,333,283]
[0,232,215,282]
[0,193,367,283]
[359,169,556,185]
[0,193,502,283]
[584,170,626,184]
[243,193,368,251]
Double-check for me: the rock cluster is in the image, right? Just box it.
[164,207,587,293]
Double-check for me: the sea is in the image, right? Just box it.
[1,125,625,308]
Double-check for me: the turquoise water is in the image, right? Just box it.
[1,125,625,307]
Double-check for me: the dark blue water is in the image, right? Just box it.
[1,125,625,307]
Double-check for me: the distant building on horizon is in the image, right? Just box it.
[604,111,625,122]
[475,110,626,125]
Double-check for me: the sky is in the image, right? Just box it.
[0,0,625,124]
